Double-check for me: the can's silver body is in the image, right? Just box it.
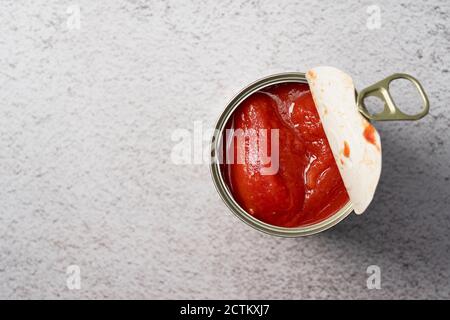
[210,72,353,237]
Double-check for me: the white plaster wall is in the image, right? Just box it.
[0,0,449,299]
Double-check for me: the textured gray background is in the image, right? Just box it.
[0,0,449,299]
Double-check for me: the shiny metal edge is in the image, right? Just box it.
[210,72,354,237]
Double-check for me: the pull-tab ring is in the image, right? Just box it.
[357,73,430,121]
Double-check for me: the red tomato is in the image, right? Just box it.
[222,83,349,227]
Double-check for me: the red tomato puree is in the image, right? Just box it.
[222,82,349,227]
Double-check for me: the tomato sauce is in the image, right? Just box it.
[222,82,349,227]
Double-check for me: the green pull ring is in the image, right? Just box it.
[357,73,430,121]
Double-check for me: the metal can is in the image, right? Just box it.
[210,71,429,237]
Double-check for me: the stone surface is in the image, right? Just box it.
[0,0,449,299]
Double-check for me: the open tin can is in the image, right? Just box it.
[210,72,429,237]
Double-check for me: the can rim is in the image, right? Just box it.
[210,72,354,237]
